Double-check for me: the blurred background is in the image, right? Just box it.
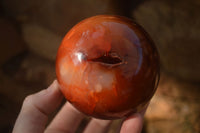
[0,0,199,132]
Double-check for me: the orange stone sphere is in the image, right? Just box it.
[56,15,160,119]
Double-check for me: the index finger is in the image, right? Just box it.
[12,80,63,133]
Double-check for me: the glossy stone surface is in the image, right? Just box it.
[56,15,160,119]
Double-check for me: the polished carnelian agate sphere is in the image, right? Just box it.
[56,15,159,119]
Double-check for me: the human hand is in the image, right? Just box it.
[12,80,145,133]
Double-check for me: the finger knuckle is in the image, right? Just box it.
[23,94,35,107]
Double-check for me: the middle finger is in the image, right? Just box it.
[45,102,85,133]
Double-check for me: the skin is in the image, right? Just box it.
[12,80,145,133]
